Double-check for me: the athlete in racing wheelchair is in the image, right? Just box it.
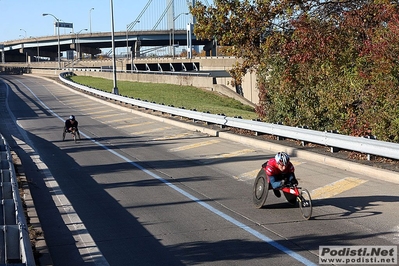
[264,152,298,197]
[63,115,80,142]
[253,152,312,219]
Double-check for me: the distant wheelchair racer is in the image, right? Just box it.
[63,115,80,142]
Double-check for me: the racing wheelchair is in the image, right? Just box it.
[62,126,81,143]
[252,166,312,220]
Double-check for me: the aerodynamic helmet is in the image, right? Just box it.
[275,152,290,166]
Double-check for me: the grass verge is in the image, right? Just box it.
[68,76,258,120]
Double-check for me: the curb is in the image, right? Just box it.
[13,151,53,266]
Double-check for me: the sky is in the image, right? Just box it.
[0,0,212,43]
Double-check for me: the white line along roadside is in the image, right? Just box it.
[7,80,111,265]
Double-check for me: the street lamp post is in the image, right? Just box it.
[172,13,189,58]
[19,30,28,64]
[89,8,94,34]
[110,0,118,95]
[76,29,88,60]
[19,29,27,38]
[43,13,61,69]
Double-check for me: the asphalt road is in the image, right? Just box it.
[0,74,398,266]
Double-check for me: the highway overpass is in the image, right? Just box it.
[0,29,215,62]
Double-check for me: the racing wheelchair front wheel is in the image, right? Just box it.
[298,189,312,220]
[252,169,269,209]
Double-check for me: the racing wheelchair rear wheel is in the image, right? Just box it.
[252,169,269,208]
[62,127,66,141]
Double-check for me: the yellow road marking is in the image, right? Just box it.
[169,139,220,152]
[290,160,303,166]
[132,127,172,135]
[235,160,303,182]
[202,149,255,165]
[63,99,89,105]
[311,177,367,200]
[93,114,122,119]
[231,159,305,182]
[209,149,255,159]
[153,133,192,140]
[106,118,139,123]
[87,110,111,115]
[79,106,104,112]
[115,121,155,129]
[234,169,260,182]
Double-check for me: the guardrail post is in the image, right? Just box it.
[3,199,16,225]
[1,169,10,182]
[327,130,340,153]
[0,225,4,264]
[4,225,21,263]
[364,135,377,160]
[297,126,309,146]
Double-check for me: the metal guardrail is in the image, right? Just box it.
[0,134,35,265]
[59,72,399,161]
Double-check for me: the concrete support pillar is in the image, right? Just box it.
[135,40,141,58]
[0,44,4,63]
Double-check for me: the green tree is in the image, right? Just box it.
[191,0,399,141]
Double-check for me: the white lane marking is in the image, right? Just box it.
[12,80,110,266]
[13,80,316,266]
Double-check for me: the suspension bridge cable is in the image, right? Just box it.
[127,0,153,31]
[151,0,174,30]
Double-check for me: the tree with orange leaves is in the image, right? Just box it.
[191,0,399,141]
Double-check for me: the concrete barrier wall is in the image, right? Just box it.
[72,70,215,88]
[29,68,257,107]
